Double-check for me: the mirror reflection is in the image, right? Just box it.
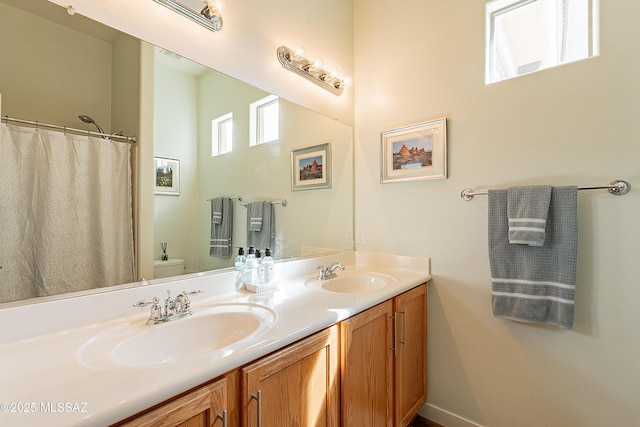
[153,48,354,274]
[0,0,354,306]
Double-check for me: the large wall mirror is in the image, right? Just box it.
[0,0,354,307]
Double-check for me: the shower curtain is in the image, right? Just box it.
[0,123,135,303]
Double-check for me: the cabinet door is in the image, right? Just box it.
[116,376,229,427]
[241,325,339,427]
[394,284,427,427]
[340,300,394,427]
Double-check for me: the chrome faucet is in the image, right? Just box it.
[134,289,203,325]
[317,262,345,280]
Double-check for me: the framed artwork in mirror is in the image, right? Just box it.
[291,142,332,191]
[380,117,447,183]
[154,157,180,195]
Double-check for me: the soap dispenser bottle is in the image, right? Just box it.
[262,248,275,283]
[256,249,265,283]
[234,247,246,270]
[243,246,257,284]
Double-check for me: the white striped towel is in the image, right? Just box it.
[507,185,552,246]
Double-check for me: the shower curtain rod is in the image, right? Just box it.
[2,115,137,143]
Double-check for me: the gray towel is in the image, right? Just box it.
[210,197,233,257]
[211,197,223,224]
[488,186,578,329]
[507,185,552,246]
[247,201,274,251]
[247,201,263,231]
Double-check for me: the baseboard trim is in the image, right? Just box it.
[419,403,483,427]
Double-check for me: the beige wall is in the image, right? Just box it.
[153,61,200,271]
[0,2,112,129]
[354,0,640,426]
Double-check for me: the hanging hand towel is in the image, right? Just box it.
[507,185,552,246]
[247,201,275,251]
[211,197,223,224]
[488,186,578,329]
[210,197,233,257]
[247,201,263,231]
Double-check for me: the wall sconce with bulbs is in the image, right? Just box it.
[153,0,224,32]
[277,46,350,96]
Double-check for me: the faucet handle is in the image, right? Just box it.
[133,296,159,308]
[134,297,163,325]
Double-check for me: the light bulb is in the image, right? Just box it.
[312,57,324,70]
[292,46,307,61]
[202,0,225,13]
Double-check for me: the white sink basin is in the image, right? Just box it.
[306,271,396,293]
[78,303,276,370]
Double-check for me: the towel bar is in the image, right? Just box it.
[206,195,243,202]
[240,199,288,208]
[460,179,630,201]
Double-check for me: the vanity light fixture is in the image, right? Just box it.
[153,0,224,32]
[277,46,349,96]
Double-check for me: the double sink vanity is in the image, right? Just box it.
[0,251,430,426]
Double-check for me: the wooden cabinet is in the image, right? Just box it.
[340,284,427,427]
[241,325,340,427]
[340,299,395,426]
[115,371,237,427]
[394,284,427,427]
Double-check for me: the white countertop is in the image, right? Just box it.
[0,251,430,426]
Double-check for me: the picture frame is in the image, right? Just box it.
[154,157,180,195]
[380,117,447,183]
[291,142,332,191]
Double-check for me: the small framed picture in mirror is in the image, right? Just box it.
[154,157,180,195]
[291,142,332,191]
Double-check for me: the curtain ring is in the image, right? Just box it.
[63,126,67,135]
[35,121,39,131]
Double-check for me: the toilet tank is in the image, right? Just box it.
[153,258,185,279]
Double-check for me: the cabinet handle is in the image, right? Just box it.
[215,409,227,427]
[391,313,397,355]
[399,308,407,348]
[251,390,262,427]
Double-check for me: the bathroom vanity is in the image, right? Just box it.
[0,251,430,427]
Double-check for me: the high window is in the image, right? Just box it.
[250,95,279,146]
[486,0,599,84]
[211,113,233,156]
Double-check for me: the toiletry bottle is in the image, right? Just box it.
[256,249,265,284]
[263,248,275,283]
[243,246,256,284]
[235,247,246,270]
